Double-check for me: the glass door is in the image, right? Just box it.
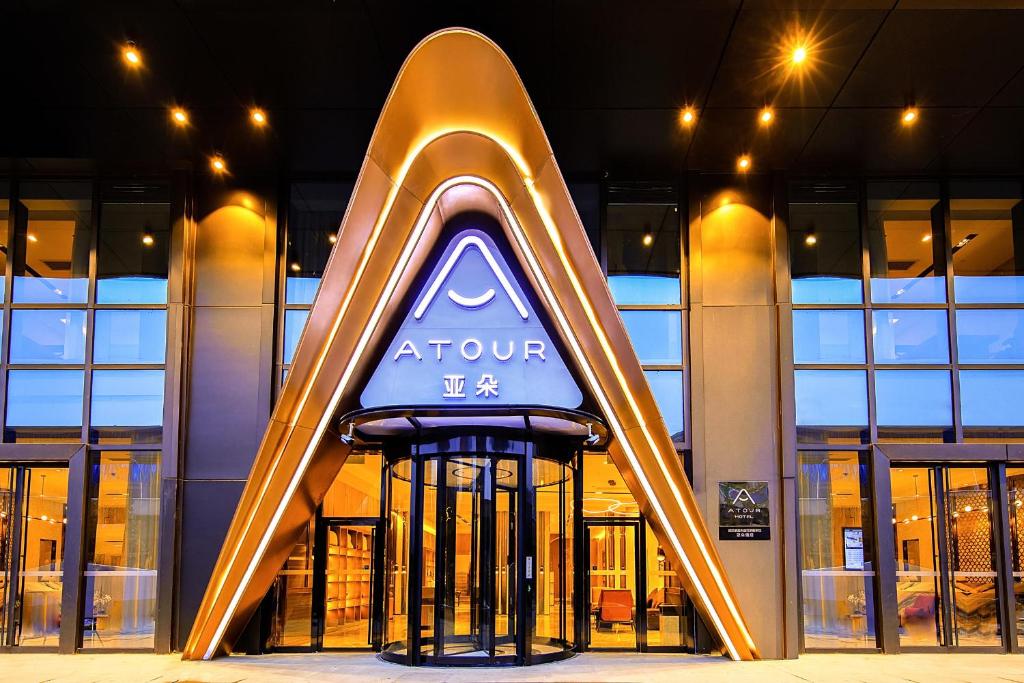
[890,465,1002,649]
[584,521,640,650]
[0,465,69,648]
[320,521,379,649]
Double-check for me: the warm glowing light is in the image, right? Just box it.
[963,504,973,512]
[642,233,654,247]
[736,155,751,172]
[290,262,301,273]
[804,232,817,246]
[250,108,267,126]
[328,234,337,244]
[171,108,189,126]
[902,108,918,126]
[680,107,697,126]
[210,155,227,174]
[720,196,732,207]
[26,233,38,243]
[122,42,142,67]
[759,108,774,125]
[921,233,932,242]
[142,233,155,247]
[40,514,48,522]
[791,45,808,64]
[911,515,918,521]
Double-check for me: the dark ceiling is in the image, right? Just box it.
[3,1,1024,179]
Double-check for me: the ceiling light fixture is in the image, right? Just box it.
[759,107,774,125]
[791,45,808,65]
[902,107,919,126]
[642,233,654,247]
[250,108,267,127]
[171,107,189,126]
[142,233,155,247]
[26,233,38,243]
[736,155,751,172]
[210,154,227,174]
[328,234,338,244]
[921,233,932,243]
[290,262,302,273]
[680,107,697,127]
[122,41,142,67]
[804,230,817,246]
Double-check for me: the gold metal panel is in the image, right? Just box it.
[182,28,757,661]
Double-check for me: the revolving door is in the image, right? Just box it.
[380,434,577,666]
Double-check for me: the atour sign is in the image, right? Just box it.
[360,228,583,409]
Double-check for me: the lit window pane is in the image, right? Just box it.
[284,309,308,364]
[84,451,160,649]
[14,182,91,303]
[286,182,351,305]
[606,197,680,305]
[789,201,863,305]
[96,200,170,304]
[91,370,164,426]
[875,370,951,426]
[960,370,1024,427]
[645,370,684,441]
[956,309,1024,364]
[621,310,682,365]
[793,310,865,364]
[6,369,84,426]
[951,181,1024,303]
[9,310,87,364]
[872,309,949,364]
[93,310,167,364]
[795,370,868,426]
[868,182,946,304]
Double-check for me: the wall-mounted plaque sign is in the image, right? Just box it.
[843,527,864,570]
[718,481,770,540]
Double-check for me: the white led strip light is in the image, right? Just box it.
[202,150,753,661]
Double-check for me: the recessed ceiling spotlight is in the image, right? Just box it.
[122,41,142,67]
[921,233,932,243]
[290,262,302,273]
[642,233,654,247]
[902,107,919,126]
[328,233,337,244]
[680,107,697,127]
[27,233,38,243]
[250,108,268,127]
[171,107,189,126]
[736,155,752,172]
[759,107,775,125]
[210,154,227,174]
[804,230,817,246]
[141,233,155,247]
[791,45,808,65]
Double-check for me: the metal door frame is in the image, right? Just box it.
[581,516,645,652]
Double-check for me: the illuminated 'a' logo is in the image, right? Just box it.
[413,234,529,320]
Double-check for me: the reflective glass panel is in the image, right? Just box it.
[323,524,375,648]
[286,182,351,305]
[891,466,944,647]
[283,309,308,365]
[14,182,92,304]
[83,451,160,649]
[875,370,951,426]
[9,310,87,364]
[606,200,680,305]
[6,370,84,426]
[960,370,1024,427]
[645,370,684,441]
[587,524,638,648]
[794,370,868,426]
[15,467,69,645]
[872,309,949,365]
[384,460,411,653]
[789,202,863,304]
[90,370,164,426]
[950,181,1024,304]
[868,183,946,304]
[956,309,1024,364]
[792,309,865,364]
[798,451,876,649]
[96,201,170,304]
[269,522,313,647]
[322,453,382,517]
[644,523,685,649]
[620,310,682,365]
[93,310,167,364]
[1007,468,1024,649]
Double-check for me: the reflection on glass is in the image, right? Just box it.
[875,370,952,429]
[956,309,1024,364]
[891,466,944,647]
[96,201,170,304]
[868,183,946,304]
[286,182,352,305]
[323,524,375,648]
[794,370,868,426]
[14,182,92,304]
[798,451,876,648]
[9,310,87,364]
[283,309,308,365]
[14,468,68,646]
[83,452,160,649]
[583,454,639,518]
[789,202,863,304]
[950,181,1024,304]
[323,453,382,518]
[587,524,637,648]
[605,199,680,305]
[536,459,573,648]
[384,461,411,653]
[872,309,949,365]
[793,309,865,364]
[644,523,685,648]
[620,310,682,365]
[645,370,684,442]
[960,370,1024,428]
[93,310,167,365]
[90,370,164,427]
[6,369,84,427]
[1007,468,1024,648]
[269,522,313,647]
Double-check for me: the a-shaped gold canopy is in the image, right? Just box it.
[182,28,757,661]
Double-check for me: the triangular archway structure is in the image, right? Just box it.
[182,28,757,661]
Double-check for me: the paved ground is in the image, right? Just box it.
[2,651,1024,682]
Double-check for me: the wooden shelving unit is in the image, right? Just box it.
[325,526,373,630]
